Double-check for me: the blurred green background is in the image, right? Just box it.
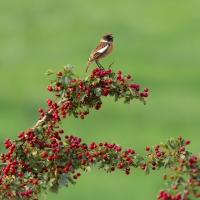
[1,0,200,199]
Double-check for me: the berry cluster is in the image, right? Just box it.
[0,130,145,199]
[152,136,200,200]
[1,65,199,200]
[0,65,150,199]
[45,65,148,121]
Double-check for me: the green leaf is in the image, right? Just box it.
[170,137,176,147]
[68,177,76,185]
[48,178,56,187]
[160,142,169,149]
[98,163,105,170]
[124,97,130,104]
[58,173,69,186]
[156,160,164,169]
[34,163,43,172]
[45,69,55,75]
[49,182,60,194]
[35,126,44,135]
[80,92,86,102]
[58,88,66,98]
[145,166,150,175]
[166,139,176,150]
[84,76,89,81]
[184,151,190,160]
[94,88,102,97]
[114,93,119,101]
[64,76,70,86]
[72,111,78,118]
[63,64,74,73]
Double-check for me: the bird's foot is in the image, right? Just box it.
[95,61,105,70]
[98,65,105,71]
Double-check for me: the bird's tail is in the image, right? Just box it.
[85,65,89,73]
[85,60,91,73]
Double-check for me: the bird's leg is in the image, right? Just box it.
[95,60,104,70]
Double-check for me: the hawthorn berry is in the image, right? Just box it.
[185,140,190,145]
[126,74,131,79]
[125,170,130,175]
[77,172,81,176]
[57,71,62,76]
[47,85,53,91]
[179,146,185,151]
[140,92,148,97]
[145,146,150,151]
[177,136,182,140]
[33,180,38,185]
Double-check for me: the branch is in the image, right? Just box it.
[1,65,199,200]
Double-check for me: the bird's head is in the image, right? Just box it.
[102,33,114,42]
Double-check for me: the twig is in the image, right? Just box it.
[32,98,68,130]
[108,61,114,69]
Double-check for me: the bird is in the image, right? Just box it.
[85,33,114,73]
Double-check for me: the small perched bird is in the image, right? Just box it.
[85,33,114,73]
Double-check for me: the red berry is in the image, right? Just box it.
[156,152,161,157]
[184,190,189,195]
[111,167,115,171]
[98,142,103,146]
[126,74,131,79]
[177,136,182,140]
[117,70,122,75]
[144,88,149,92]
[163,174,167,180]
[173,185,178,190]
[86,90,90,96]
[38,108,43,112]
[24,149,28,153]
[152,161,156,166]
[154,145,159,150]
[59,129,64,134]
[125,170,130,175]
[77,172,81,176]
[81,160,86,165]
[18,172,23,177]
[57,71,62,76]
[97,150,102,155]
[185,140,190,145]
[73,175,77,179]
[103,154,107,159]
[78,154,82,159]
[145,146,150,151]
[193,168,198,173]
[33,180,38,185]
[140,92,148,97]
[47,85,53,91]
[179,146,185,151]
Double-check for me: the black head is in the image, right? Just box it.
[102,33,114,42]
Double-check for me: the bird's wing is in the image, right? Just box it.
[91,42,109,60]
[97,44,109,53]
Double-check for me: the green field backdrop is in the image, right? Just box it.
[1,1,200,199]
